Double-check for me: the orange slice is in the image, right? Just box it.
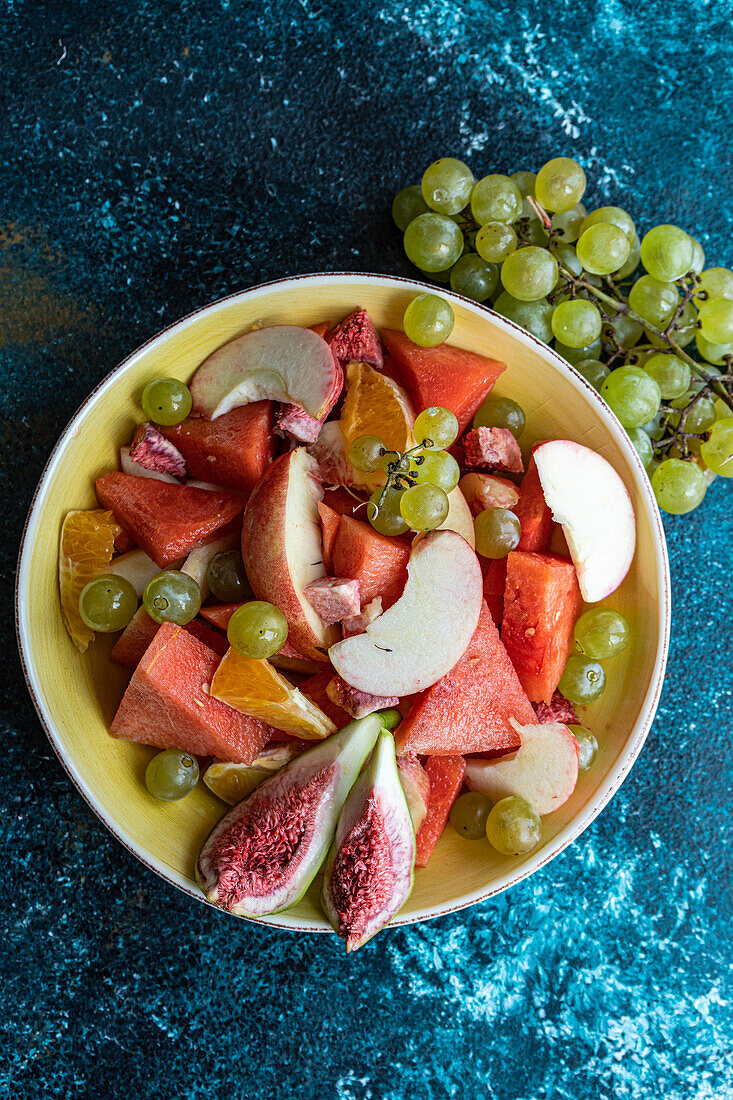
[340,361,414,455]
[59,509,122,652]
[211,649,336,739]
[203,744,298,804]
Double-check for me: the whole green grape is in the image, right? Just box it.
[414,406,459,448]
[472,396,525,438]
[474,507,521,558]
[470,174,523,225]
[522,210,550,245]
[628,275,679,327]
[510,170,536,197]
[493,291,554,343]
[688,237,706,275]
[604,313,643,350]
[143,570,201,625]
[552,203,587,243]
[652,458,707,514]
[534,157,586,212]
[574,358,609,391]
[227,600,288,658]
[449,791,492,839]
[574,607,630,658]
[627,426,654,468]
[141,378,192,426]
[207,550,252,603]
[392,185,430,231]
[404,293,455,347]
[640,225,694,282]
[576,223,631,275]
[569,726,599,772]
[696,332,733,365]
[555,337,603,365]
[78,574,138,632]
[475,222,517,263]
[579,206,636,245]
[670,393,717,433]
[501,247,558,301]
[450,253,498,302]
[551,299,602,349]
[403,213,464,272]
[400,483,449,531]
[347,433,385,473]
[616,234,641,280]
[643,354,690,399]
[695,267,733,302]
[698,297,733,344]
[368,487,409,536]
[486,796,542,855]
[145,750,199,801]
[421,158,475,215]
[601,367,662,429]
[410,449,460,492]
[700,418,733,477]
[558,655,606,705]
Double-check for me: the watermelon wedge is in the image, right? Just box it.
[332,514,410,610]
[299,672,352,729]
[318,502,342,574]
[111,609,229,670]
[482,559,507,625]
[381,330,505,432]
[415,756,466,868]
[96,473,244,568]
[515,455,554,552]
[160,403,275,495]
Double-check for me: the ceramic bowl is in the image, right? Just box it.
[16,273,670,933]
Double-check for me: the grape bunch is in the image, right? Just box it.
[392,156,733,515]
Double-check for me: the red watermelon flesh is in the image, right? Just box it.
[199,602,240,630]
[515,456,554,552]
[318,502,342,574]
[415,756,466,868]
[332,514,410,609]
[381,330,506,432]
[482,559,507,625]
[395,602,533,757]
[110,610,229,670]
[110,622,273,762]
[299,672,352,729]
[501,551,583,704]
[96,473,244,568]
[160,403,275,495]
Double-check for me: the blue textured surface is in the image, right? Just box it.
[2,2,733,1097]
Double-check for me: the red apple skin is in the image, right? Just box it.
[242,449,339,662]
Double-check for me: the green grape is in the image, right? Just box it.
[601,367,661,429]
[667,300,698,348]
[404,293,455,347]
[474,507,521,559]
[450,253,498,302]
[604,313,643,350]
[375,708,402,730]
[574,607,630,658]
[379,449,402,475]
[145,749,199,801]
[670,393,717,433]
[688,237,706,276]
[554,242,583,281]
[641,409,668,441]
[475,221,517,263]
[569,726,599,772]
[576,223,631,275]
[574,358,609,391]
[410,449,460,492]
[414,407,459,448]
[400,483,449,531]
[510,170,536,197]
[627,426,654,468]
[651,458,707,514]
[534,157,586,213]
[421,158,475,215]
[552,203,587,243]
[392,185,430,231]
[695,267,733,302]
[698,297,733,344]
[449,791,492,839]
[206,550,252,603]
[616,234,641,280]
[696,331,733,365]
[403,213,464,272]
[551,299,602,349]
[141,378,192,426]
[472,396,525,438]
[486,796,541,855]
[501,247,558,302]
[493,291,554,343]
[555,337,602,365]
[700,418,733,477]
[642,354,690,399]
[347,433,385,473]
[628,275,679,327]
[430,265,454,284]
[522,211,550,245]
[227,600,288,658]
[470,174,523,225]
[144,570,201,625]
[579,206,636,246]
[368,487,409,536]
[78,574,138,632]
[558,655,606,705]
[640,224,694,282]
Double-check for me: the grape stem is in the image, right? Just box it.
[370,440,430,518]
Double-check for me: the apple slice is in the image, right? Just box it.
[437,487,476,547]
[107,548,160,597]
[533,440,635,603]
[181,532,240,601]
[242,448,340,662]
[464,718,579,815]
[328,529,483,697]
[190,326,342,421]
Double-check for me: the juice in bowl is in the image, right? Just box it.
[15,274,670,947]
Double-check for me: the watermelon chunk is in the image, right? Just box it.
[415,756,466,868]
[482,559,507,625]
[501,551,583,703]
[515,455,554,552]
[95,473,244,568]
[318,502,342,574]
[332,514,410,610]
[395,602,534,757]
[381,330,505,432]
[111,609,230,671]
[299,672,352,729]
[160,403,275,495]
[109,622,273,762]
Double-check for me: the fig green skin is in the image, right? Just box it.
[321,730,416,951]
[196,715,382,918]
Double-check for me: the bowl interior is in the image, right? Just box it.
[17,274,669,930]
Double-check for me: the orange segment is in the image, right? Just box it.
[211,649,336,739]
[340,361,414,455]
[59,509,122,652]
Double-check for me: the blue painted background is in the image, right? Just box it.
[2,2,732,1097]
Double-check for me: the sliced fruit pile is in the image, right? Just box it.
[59,306,636,950]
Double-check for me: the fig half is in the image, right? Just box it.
[196,715,382,918]
[321,730,416,951]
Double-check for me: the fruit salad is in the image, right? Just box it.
[58,305,636,950]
